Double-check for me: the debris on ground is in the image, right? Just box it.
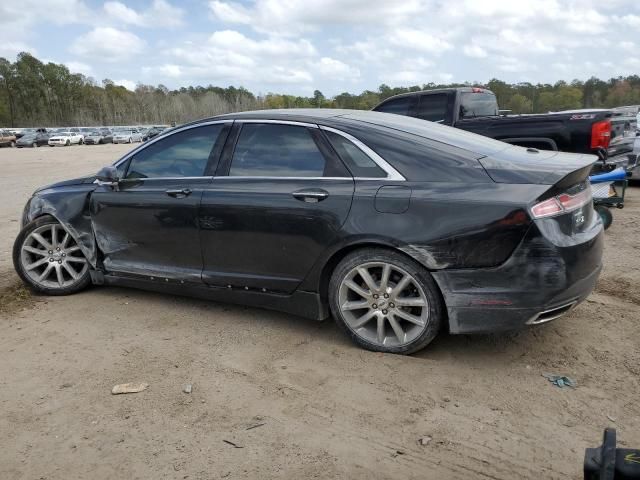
[607,415,617,423]
[417,436,432,446]
[245,423,266,431]
[542,373,577,388]
[223,440,243,448]
[111,383,149,395]
[182,384,192,394]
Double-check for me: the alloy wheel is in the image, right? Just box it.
[338,262,430,347]
[20,224,88,289]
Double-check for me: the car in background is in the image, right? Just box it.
[373,88,635,173]
[48,131,83,146]
[84,130,113,145]
[16,131,50,148]
[113,129,143,144]
[0,129,17,147]
[142,127,164,141]
[13,109,604,354]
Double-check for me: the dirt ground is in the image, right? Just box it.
[0,144,639,480]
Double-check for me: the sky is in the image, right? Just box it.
[1,0,640,96]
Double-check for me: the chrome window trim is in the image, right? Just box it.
[117,176,214,182]
[234,119,319,128]
[113,119,232,169]
[213,176,350,180]
[319,125,406,181]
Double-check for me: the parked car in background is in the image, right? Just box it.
[0,129,17,147]
[113,129,143,144]
[13,109,603,354]
[15,128,47,139]
[142,127,164,141]
[48,131,83,146]
[84,130,113,145]
[373,87,636,173]
[16,131,50,147]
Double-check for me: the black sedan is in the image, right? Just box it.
[12,110,603,354]
[16,132,50,148]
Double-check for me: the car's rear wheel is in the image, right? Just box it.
[65,140,70,146]
[329,248,444,354]
[13,217,91,295]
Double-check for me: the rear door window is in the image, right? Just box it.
[374,96,414,115]
[229,123,327,177]
[417,94,448,122]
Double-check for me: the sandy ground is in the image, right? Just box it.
[0,144,639,480]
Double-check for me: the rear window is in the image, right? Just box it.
[459,92,499,119]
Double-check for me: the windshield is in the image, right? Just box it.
[87,131,101,136]
[459,92,499,119]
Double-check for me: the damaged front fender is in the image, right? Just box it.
[22,183,98,267]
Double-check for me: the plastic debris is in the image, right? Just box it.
[418,436,433,446]
[111,382,149,395]
[542,373,577,388]
[182,384,192,394]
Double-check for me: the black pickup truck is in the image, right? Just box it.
[372,87,637,173]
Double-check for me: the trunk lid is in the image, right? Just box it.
[478,145,597,186]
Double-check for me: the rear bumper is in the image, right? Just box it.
[433,220,604,334]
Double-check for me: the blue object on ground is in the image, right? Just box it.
[542,373,577,388]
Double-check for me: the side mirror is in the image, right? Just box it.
[95,166,119,187]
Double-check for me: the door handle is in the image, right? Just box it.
[166,188,192,198]
[292,189,329,203]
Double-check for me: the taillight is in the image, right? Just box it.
[531,187,592,219]
[591,120,611,149]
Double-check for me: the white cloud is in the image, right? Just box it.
[154,30,318,87]
[387,28,453,54]
[104,0,185,28]
[463,45,488,59]
[70,27,145,61]
[209,0,426,35]
[66,61,93,76]
[315,57,360,80]
[114,79,137,90]
[0,42,37,58]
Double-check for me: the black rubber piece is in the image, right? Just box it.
[328,247,444,355]
[595,205,613,230]
[12,216,91,296]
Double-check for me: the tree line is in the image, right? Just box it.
[1,52,640,127]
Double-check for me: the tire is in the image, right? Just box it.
[13,217,91,295]
[65,140,70,146]
[10,140,16,148]
[329,247,444,354]
[595,205,613,230]
[128,137,132,143]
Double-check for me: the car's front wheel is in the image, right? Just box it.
[13,217,91,295]
[329,248,444,354]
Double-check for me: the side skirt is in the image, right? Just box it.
[99,273,330,321]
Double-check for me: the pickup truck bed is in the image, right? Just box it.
[373,88,637,173]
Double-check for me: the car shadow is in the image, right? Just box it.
[84,285,569,366]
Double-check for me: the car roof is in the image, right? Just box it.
[192,108,510,157]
